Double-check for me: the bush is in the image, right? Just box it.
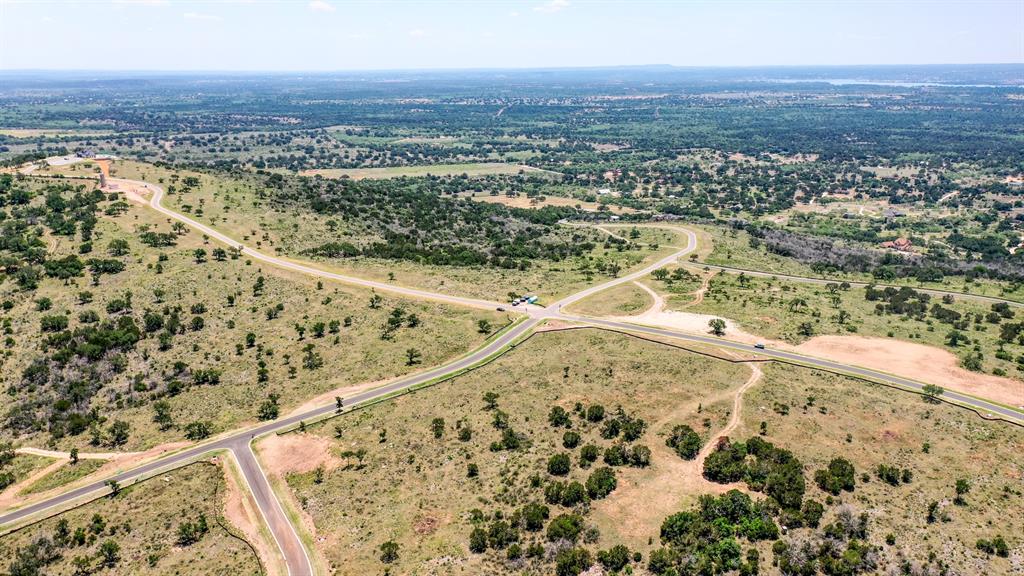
[666,424,702,460]
[555,547,593,576]
[586,467,618,499]
[546,513,584,542]
[814,457,856,495]
[598,544,632,572]
[548,453,571,476]
[562,430,581,449]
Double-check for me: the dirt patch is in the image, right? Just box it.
[608,309,764,345]
[289,378,391,415]
[257,433,340,476]
[413,515,440,535]
[792,335,1024,408]
[106,177,150,205]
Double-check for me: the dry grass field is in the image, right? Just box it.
[0,462,261,575]
[1,175,499,452]
[280,328,751,574]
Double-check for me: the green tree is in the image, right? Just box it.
[708,318,727,336]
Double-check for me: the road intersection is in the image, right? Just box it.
[2,175,1022,576]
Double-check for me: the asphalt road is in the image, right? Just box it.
[4,174,1023,575]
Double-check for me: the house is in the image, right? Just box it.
[880,238,912,251]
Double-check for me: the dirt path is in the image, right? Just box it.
[696,356,763,466]
[631,280,665,315]
[593,355,760,546]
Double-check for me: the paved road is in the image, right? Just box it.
[5,174,1023,575]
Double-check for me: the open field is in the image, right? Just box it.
[735,363,1024,575]
[661,272,1024,405]
[0,462,261,575]
[300,163,551,179]
[279,328,751,574]
[697,224,1024,302]
[564,281,653,317]
[465,192,637,214]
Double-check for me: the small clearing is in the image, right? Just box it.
[257,433,340,476]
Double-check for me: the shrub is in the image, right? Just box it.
[666,424,702,460]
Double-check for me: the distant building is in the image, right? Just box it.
[880,238,912,251]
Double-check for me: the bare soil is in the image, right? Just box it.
[792,335,1024,407]
[257,433,339,476]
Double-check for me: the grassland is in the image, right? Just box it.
[564,282,652,317]
[736,363,1023,574]
[107,160,678,303]
[300,163,551,179]
[20,460,106,496]
[698,224,1024,302]
[684,272,1022,379]
[280,328,751,575]
[2,174,500,452]
[0,462,261,575]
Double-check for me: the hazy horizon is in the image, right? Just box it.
[1,0,1021,71]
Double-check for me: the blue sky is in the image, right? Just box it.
[0,0,1020,70]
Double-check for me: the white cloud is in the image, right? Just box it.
[348,32,374,40]
[112,0,169,5]
[184,11,222,21]
[408,28,427,38]
[308,0,335,13]
[534,0,568,14]
[509,11,520,17]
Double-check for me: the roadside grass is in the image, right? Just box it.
[682,273,1022,377]
[282,329,749,575]
[737,363,1024,575]
[595,224,685,248]
[5,455,53,485]
[300,163,548,179]
[2,175,500,452]
[0,462,261,575]
[20,460,106,496]
[564,282,652,317]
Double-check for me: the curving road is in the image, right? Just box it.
[4,173,1023,576]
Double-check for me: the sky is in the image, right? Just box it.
[0,0,1021,71]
